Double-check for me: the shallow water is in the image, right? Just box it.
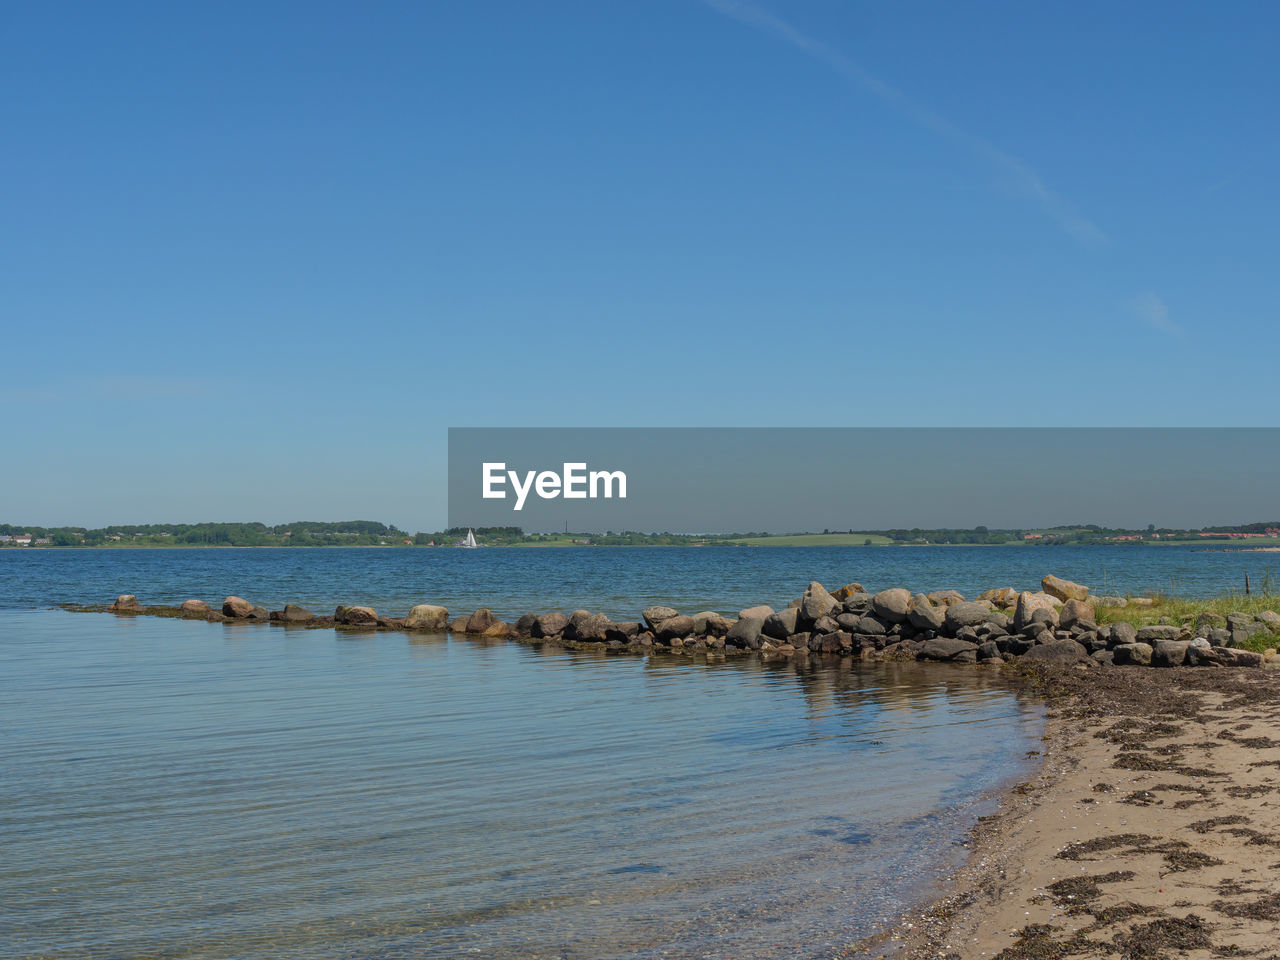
[0,610,1043,960]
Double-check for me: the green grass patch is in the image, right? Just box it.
[1094,592,1280,653]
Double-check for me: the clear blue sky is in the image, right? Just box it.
[3,1,1277,531]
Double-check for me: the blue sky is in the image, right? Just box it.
[3,1,1278,530]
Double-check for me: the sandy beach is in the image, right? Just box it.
[890,664,1280,959]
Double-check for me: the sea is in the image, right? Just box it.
[0,545,1269,959]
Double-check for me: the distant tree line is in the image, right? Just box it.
[0,521,406,547]
[4,520,1279,548]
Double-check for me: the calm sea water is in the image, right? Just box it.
[0,543,1270,619]
[1,609,1040,960]
[3,545,1249,959]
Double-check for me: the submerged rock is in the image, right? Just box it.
[281,603,314,622]
[109,594,140,612]
[334,605,378,626]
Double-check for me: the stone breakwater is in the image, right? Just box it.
[96,574,1280,670]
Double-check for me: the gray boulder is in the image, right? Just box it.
[908,595,945,631]
[1013,591,1058,632]
[1059,599,1095,631]
[1135,624,1182,643]
[738,604,775,622]
[854,615,887,636]
[811,615,841,636]
[871,588,911,623]
[653,615,695,641]
[1023,639,1090,662]
[693,612,732,636]
[180,599,210,615]
[1107,622,1137,647]
[532,612,569,637]
[726,617,765,649]
[571,613,614,642]
[798,582,838,624]
[110,593,140,612]
[943,601,990,633]
[762,608,799,640]
[1152,640,1191,667]
[606,622,641,642]
[642,606,679,631]
[1113,642,1154,666]
[918,638,978,662]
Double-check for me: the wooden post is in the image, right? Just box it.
[1245,573,1251,595]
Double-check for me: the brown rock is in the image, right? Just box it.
[109,594,140,612]
[1042,574,1089,602]
[832,582,866,601]
[1013,591,1059,632]
[1059,598,1096,631]
[334,605,378,626]
[465,608,499,633]
[404,604,449,631]
[222,596,254,618]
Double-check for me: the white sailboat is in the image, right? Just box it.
[461,529,479,549]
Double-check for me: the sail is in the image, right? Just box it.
[464,529,478,548]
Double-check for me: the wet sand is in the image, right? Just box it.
[890,664,1280,960]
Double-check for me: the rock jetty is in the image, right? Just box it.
[89,573,1280,671]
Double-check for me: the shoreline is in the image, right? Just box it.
[889,663,1280,959]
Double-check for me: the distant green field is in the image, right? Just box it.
[727,533,895,546]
